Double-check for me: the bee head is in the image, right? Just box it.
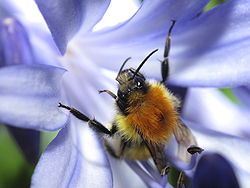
[115,49,158,101]
[116,68,147,100]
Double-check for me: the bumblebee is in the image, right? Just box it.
[59,21,202,178]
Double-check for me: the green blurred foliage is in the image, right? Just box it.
[168,166,181,187]
[138,0,229,10]
[0,125,34,188]
[220,88,240,105]
[40,130,59,153]
[205,0,228,10]
[0,125,58,188]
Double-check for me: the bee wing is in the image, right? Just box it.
[144,140,168,175]
[174,120,197,162]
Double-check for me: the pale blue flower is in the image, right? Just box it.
[1,0,250,187]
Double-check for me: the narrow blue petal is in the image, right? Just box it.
[0,0,18,18]
[140,161,162,183]
[191,153,239,188]
[32,125,78,188]
[0,64,68,130]
[233,87,250,108]
[31,119,112,188]
[35,0,111,54]
[108,157,148,188]
[167,85,187,103]
[0,18,34,66]
[0,5,10,18]
[167,84,187,112]
[7,126,40,164]
[126,160,164,188]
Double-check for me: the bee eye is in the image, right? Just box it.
[118,89,126,99]
[137,81,142,88]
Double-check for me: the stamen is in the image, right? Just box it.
[187,145,204,154]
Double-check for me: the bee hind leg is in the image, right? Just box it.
[161,165,171,176]
[176,171,185,188]
[104,140,120,158]
[58,103,114,136]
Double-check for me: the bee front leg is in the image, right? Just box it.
[58,103,114,136]
[161,20,176,83]
[99,90,117,100]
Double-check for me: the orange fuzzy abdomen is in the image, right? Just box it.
[126,83,179,144]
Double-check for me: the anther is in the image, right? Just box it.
[187,145,204,155]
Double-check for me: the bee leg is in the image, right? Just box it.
[58,103,113,136]
[161,165,171,176]
[99,90,117,100]
[161,20,176,83]
[176,171,185,188]
[104,140,120,158]
[143,140,170,176]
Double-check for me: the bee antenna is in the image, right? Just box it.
[116,57,132,81]
[132,49,158,80]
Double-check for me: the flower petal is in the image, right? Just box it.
[140,161,162,183]
[167,85,187,108]
[166,0,250,87]
[61,47,117,122]
[108,157,147,188]
[191,153,239,188]
[31,119,112,188]
[0,64,68,130]
[78,0,209,74]
[0,18,34,66]
[233,86,250,108]
[84,0,250,88]
[126,160,165,188]
[182,88,250,138]
[32,125,77,188]
[91,0,209,43]
[0,3,11,18]
[35,0,111,54]
[187,120,250,188]
[0,0,19,19]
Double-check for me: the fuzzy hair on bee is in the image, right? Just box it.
[58,20,203,178]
